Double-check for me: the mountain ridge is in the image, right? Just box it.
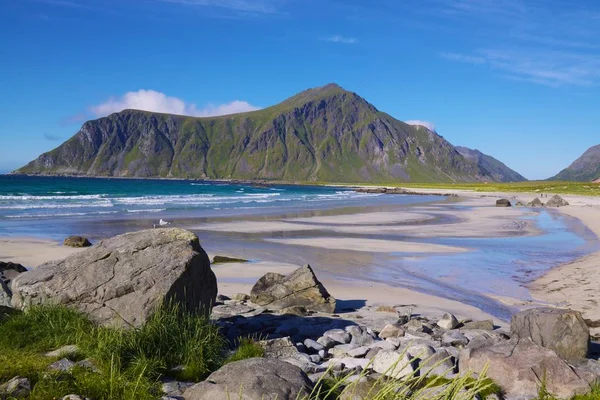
[456,146,527,182]
[17,83,525,183]
[549,144,600,181]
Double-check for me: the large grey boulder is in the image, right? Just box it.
[459,338,589,399]
[511,308,589,361]
[546,195,569,207]
[250,265,336,313]
[183,358,314,400]
[11,229,217,327]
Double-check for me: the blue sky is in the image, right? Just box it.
[1,0,599,179]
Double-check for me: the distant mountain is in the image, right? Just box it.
[550,144,600,181]
[456,146,527,182]
[17,83,519,183]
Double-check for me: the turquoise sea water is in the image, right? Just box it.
[0,175,437,238]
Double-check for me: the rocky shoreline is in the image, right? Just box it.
[1,228,599,400]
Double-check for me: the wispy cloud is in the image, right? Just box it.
[440,52,485,64]
[90,90,260,117]
[44,133,63,141]
[160,0,283,14]
[405,120,436,131]
[321,35,358,44]
[433,0,600,86]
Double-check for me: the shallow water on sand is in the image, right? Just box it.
[1,176,596,321]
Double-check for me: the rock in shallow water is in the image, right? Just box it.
[63,236,92,248]
[11,228,217,328]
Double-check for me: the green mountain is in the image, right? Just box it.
[455,146,527,182]
[549,144,600,181]
[17,84,523,183]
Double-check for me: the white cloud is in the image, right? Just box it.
[90,90,260,118]
[440,52,485,64]
[322,35,358,44]
[161,0,280,14]
[405,120,436,131]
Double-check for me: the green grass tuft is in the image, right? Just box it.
[225,338,265,364]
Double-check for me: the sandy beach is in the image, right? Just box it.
[3,190,597,329]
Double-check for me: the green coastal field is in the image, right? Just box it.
[338,180,600,197]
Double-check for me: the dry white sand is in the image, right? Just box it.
[265,237,468,253]
[528,200,600,324]
[0,237,84,268]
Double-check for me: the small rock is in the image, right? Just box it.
[45,344,79,358]
[231,293,250,302]
[0,376,31,398]
[75,359,99,372]
[419,349,455,378]
[405,344,436,359]
[162,380,195,396]
[318,349,327,359]
[61,396,90,400]
[368,340,397,351]
[496,199,511,207]
[378,324,404,339]
[404,319,432,334]
[330,344,358,358]
[528,198,544,207]
[372,350,415,379]
[442,331,469,347]
[316,335,336,349]
[461,320,494,331]
[303,339,325,353]
[259,337,301,359]
[63,236,92,247]
[347,346,370,358]
[216,294,230,302]
[437,313,459,330]
[309,354,321,363]
[324,329,351,344]
[48,358,76,372]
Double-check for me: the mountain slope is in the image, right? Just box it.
[456,146,527,182]
[550,144,600,181]
[17,84,519,183]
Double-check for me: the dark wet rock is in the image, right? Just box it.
[212,255,248,264]
[63,236,92,248]
[511,308,589,361]
[250,265,336,313]
[12,228,217,328]
[496,198,512,207]
[183,358,314,400]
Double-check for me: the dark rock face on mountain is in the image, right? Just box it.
[17,84,522,183]
[550,144,600,181]
[455,146,526,182]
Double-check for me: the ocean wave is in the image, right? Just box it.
[0,202,114,210]
[6,210,119,219]
[126,208,167,213]
[0,194,107,200]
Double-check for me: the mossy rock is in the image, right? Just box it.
[63,236,92,248]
